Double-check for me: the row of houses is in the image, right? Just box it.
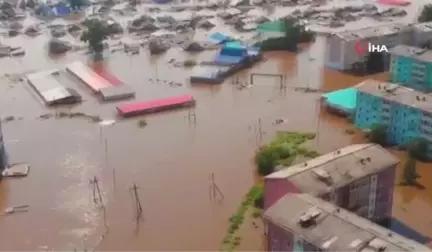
[263,143,432,251]
[325,21,432,71]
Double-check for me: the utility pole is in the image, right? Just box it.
[279,74,287,95]
[89,176,103,206]
[130,183,143,222]
[208,173,224,204]
[103,138,116,193]
[188,107,197,126]
[256,118,263,145]
[316,98,321,147]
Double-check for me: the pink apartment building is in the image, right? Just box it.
[264,143,399,223]
[264,193,431,252]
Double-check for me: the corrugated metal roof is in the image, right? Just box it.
[26,70,79,105]
[389,45,432,63]
[265,144,398,195]
[356,79,432,114]
[264,193,432,252]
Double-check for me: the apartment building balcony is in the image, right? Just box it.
[411,68,426,76]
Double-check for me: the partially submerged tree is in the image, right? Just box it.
[254,144,294,176]
[400,157,418,186]
[418,4,432,23]
[407,138,429,161]
[367,124,388,146]
[80,19,109,60]
[258,17,314,52]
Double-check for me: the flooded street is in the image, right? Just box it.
[1,0,432,249]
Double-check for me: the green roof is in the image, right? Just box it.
[322,88,358,113]
[258,20,285,33]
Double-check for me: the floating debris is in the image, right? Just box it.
[2,163,30,177]
[3,205,29,215]
[138,119,148,128]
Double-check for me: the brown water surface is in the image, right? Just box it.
[0,27,432,251]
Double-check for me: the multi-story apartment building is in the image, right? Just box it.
[325,23,414,71]
[264,144,399,223]
[354,80,432,154]
[264,193,432,252]
[389,45,432,92]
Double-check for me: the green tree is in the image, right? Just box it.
[407,138,429,161]
[283,18,300,51]
[80,19,109,59]
[68,0,83,11]
[367,124,387,146]
[401,157,418,185]
[258,18,313,52]
[254,144,293,176]
[418,4,432,23]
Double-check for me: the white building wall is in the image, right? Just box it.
[325,35,344,70]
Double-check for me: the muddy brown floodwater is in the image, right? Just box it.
[1,32,432,251]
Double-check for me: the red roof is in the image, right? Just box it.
[376,0,410,6]
[117,95,194,115]
[66,62,112,92]
[92,64,123,86]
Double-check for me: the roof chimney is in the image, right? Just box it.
[298,208,322,228]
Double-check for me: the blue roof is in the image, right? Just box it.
[209,32,231,44]
[247,47,261,56]
[214,54,244,64]
[223,41,245,50]
[322,87,357,113]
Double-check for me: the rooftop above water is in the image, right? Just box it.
[265,144,398,195]
[264,193,432,252]
[356,80,432,114]
[335,22,409,41]
[389,45,432,63]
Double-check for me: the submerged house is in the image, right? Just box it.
[264,143,399,223]
[264,193,432,252]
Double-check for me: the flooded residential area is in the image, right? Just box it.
[1,0,432,250]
